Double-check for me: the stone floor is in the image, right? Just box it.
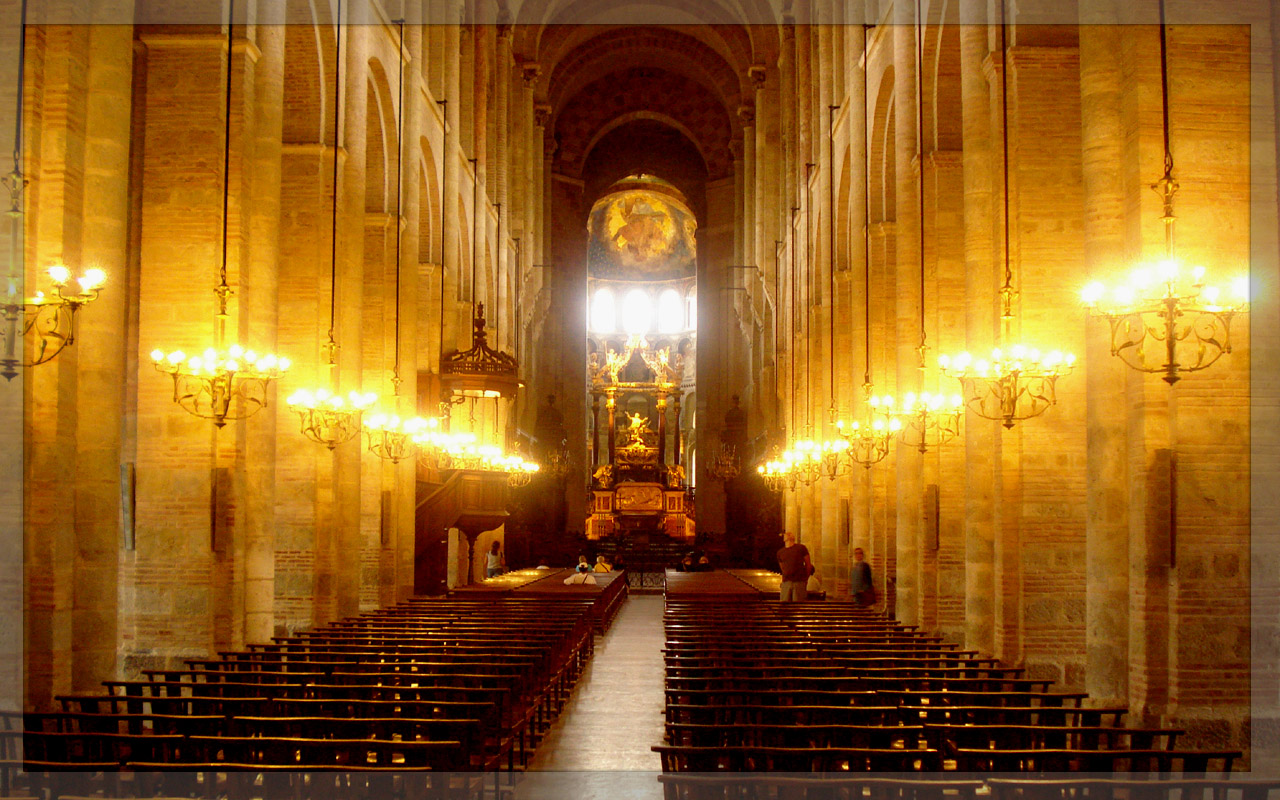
[513,594,666,800]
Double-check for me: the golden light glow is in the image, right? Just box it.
[1082,257,1248,384]
[151,343,289,427]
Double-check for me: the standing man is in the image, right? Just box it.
[777,531,812,602]
[850,547,875,606]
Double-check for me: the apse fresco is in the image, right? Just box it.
[587,185,697,280]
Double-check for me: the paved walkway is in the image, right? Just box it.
[514,594,666,800]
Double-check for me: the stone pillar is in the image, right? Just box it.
[24,22,91,709]
[958,3,997,658]
[130,27,229,672]
[752,66,780,430]
[779,22,796,231]
[442,16,462,370]
[241,23,284,644]
[494,26,511,351]
[892,15,922,626]
[1078,13,1130,706]
[396,22,424,604]
[69,23,131,691]
[333,21,370,623]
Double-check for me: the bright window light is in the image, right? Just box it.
[622,289,652,334]
[658,289,683,333]
[687,292,697,331]
[591,288,615,333]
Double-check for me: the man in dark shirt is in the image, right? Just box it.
[776,531,812,602]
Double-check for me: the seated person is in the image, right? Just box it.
[593,555,613,573]
[563,564,598,585]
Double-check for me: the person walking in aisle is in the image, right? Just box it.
[777,531,812,602]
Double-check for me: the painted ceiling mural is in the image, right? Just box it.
[587,175,697,280]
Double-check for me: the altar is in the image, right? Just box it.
[584,336,694,542]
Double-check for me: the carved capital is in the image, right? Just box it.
[748,65,767,88]
[736,104,755,126]
[534,103,552,128]
[521,62,542,87]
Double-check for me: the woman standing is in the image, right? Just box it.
[486,541,505,578]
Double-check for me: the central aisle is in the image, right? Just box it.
[514,593,667,800]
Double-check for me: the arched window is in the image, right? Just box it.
[657,289,683,333]
[621,289,652,334]
[591,288,615,333]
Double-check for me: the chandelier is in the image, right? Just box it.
[287,2,377,448]
[1,9,107,381]
[940,7,1074,426]
[940,344,1075,429]
[541,439,572,481]
[757,444,791,493]
[872,391,962,454]
[152,2,287,426]
[287,386,377,448]
[781,432,825,487]
[365,409,430,463]
[835,413,901,468]
[708,442,740,481]
[1080,10,1246,384]
[3,264,106,380]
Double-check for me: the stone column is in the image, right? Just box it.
[70,23,132,691]
[442,17,462,366]
[241,22,284,644]
[958,3,997,657]
[494,26,510,351]
[24,22,90,708]
[848,27,873,579]
[130,27,230,672]
[779,22,796,230]
[395,21,424,604]
[1078,12,1130,706]
[333,21,370,623]
[893,15,922,626]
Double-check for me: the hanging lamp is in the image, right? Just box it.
[152,0,289,425]
[1079,0,1247,384]
[836,23,901,468]
[287,0,378,447]
[874,2,962,452]
[364,17,432,463]
[0,0,107,381]
[939,0,1075,426]
[782,164,827,487]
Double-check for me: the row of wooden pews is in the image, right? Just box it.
[655,591,1247,787]
[18,586,616,799]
